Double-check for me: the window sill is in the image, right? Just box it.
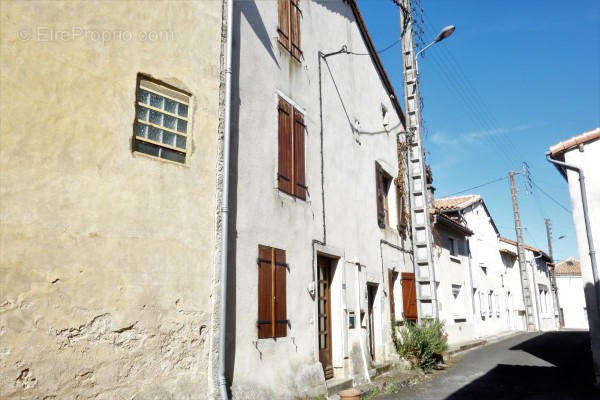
[450,256,461,263]
[133,151,188,167]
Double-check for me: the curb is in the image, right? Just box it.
[446,331,523,357]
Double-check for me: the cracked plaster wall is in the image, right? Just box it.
[0,1,223,399]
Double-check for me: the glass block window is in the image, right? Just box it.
[134,77,190,164]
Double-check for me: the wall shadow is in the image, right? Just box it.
[445,331,597,399]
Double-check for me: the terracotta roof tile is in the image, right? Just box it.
[499,237,551,260]
[549,127,600,156]
[434,195,481,211]
[554,258,581,275]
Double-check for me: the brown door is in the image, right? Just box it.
[401,272,418,322]
[367,284,377,360]
[317,256,334,380]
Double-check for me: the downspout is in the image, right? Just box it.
[217,0,234,398]
[355,262,371,383]
[546,153,600,314]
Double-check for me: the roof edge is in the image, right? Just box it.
[548,127,600,156]
[347,0,406,128]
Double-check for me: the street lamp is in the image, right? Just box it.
[416,25,456,58]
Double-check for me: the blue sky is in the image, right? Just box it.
[357,0,599,262]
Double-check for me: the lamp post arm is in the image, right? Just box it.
[416,40,436,58]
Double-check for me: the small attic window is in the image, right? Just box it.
[567,261,574,266]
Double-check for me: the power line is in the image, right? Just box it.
[346,38,401,56]
[440,176,507,197]
[531,181,572,214]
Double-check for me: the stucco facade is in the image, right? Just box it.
[460,201,509,338]
[434,195,557,343]
[555,259,589,330]
[549,130,600,385]
[0,1,224,399]
[228,1,410,398]
[432,215,476,346]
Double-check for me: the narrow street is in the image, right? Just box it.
[379,331,598,400]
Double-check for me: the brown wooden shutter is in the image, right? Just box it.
[401,272,418,321]
[293,110,306,200]
[257,245,274,338]
[290,0,302,60]
[278,0,290,50]
[375,163,385,228]
[274,249,287,337]
[278,98,293,195]
[388,270,396,319]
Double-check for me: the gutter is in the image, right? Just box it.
[546,152,600,314]
[217,0,234,398]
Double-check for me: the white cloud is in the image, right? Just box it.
[429,123,538,147]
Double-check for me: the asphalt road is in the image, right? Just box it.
[380,330,598,400]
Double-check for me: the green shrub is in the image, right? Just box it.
[394,319,448,371]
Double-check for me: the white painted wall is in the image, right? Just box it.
[556,274,589,329]
[462,203,509,339]
[562,138,600,385]
[230,1,410,397]
[498,248,526,331]
[432,223,475,346]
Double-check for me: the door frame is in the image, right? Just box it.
[311,244,344,378]
[366,283,378,361]
[317,255,334,379]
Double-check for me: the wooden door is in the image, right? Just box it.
[401,272,418,321]
[367,285,377,360]
[317,256,333,380]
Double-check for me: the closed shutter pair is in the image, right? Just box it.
[278,0,302,61]
[278,97,306,200]
[257,245,288,339]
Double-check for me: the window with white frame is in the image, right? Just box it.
[134,76,190,164]
[449,237,459,257]
[452,284,464,319]
[488,291,494,316]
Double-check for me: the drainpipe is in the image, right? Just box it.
[546,153,600,314]
[217,0,234,398]
[355,262,371,383]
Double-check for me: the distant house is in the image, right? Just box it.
[431,209,475,345]
[554,258,589,329]
[499,238,557,332]
[548,127,600,386]
[434,195,510,339]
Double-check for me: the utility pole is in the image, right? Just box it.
[545,218,563,328]
[509,171,536,331]
[399,0,438,322]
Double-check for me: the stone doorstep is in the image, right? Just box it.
[326,377,353,398]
